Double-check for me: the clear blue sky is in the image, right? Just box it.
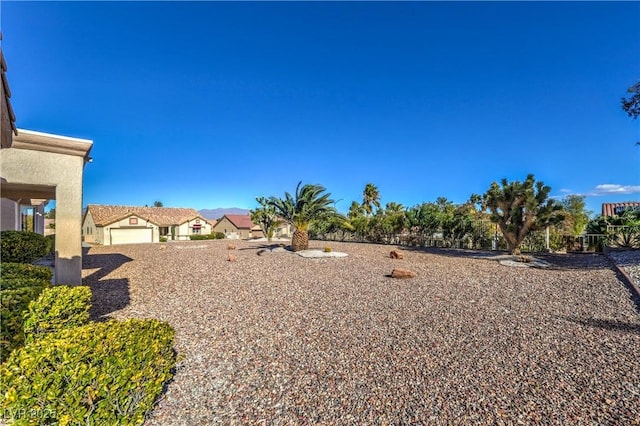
[2,1,639,216]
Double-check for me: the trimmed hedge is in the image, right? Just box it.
[189,232,225,240]
[24,286,92,343]
[0,231,49,264]
[0,284,48,362]
[45,234,56,255]
[1,263,53,282]
[1,319,176,426]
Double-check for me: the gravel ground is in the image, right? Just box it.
[82,240,640,425]
[608,249,640,288]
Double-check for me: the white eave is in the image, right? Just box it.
[13,128,93,160]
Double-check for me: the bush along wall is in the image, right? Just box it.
[0,231,49,264]
[1,263,53,282]
[23,286,92,343]
[1,319,176,426]
[0,277,50,362]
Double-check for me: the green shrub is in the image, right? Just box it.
[0,277,50,291]
[189,233,221,240]
[23,286,92,343]
[214,232,225,239]
[159,236,168,243]
[1,263,53,282]
[0,231,49,264]
[45,234,56,255]
[1,284,48,362]
[1,319,176,426]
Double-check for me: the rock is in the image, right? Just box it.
[228,253,236,262]
[391,268,416,279]
[227,243,236,250]
[390,250,404,259]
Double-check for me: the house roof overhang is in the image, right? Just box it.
[13,129,93,163]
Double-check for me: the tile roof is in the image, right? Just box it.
[601,202,640,217]
[87,205,207,227]
[224,214,258,230]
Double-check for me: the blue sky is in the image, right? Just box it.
[2,1,639,216]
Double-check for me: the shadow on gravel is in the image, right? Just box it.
[558,316,640,335]
[82,252,133,321]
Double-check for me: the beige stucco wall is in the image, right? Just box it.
[0,147,86,284]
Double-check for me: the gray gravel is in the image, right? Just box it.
[81,241,640,425]
[608,249,640,287]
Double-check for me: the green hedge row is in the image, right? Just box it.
[1,263,53,282]
[0,231,49,264]
[0,285,48,362]
[189,232,225,240]
[0,264,53,361]
[24,286,92,343]
[1,318,176,425]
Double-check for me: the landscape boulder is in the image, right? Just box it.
[391,268,416,279]
[228,253,236,262]
[390,250,404,259]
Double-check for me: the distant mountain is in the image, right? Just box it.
[199,207,250,220]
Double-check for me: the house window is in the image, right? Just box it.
[129,217,138,225]
[159,227,169,236]
[86,227,92,235]
[192,226,201,234]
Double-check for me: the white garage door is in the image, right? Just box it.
[110,228,153,245]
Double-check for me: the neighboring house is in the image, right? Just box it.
[83,205,214,245]
[212,214,264,239]
[602,202,640,217]
[0,44,92,285]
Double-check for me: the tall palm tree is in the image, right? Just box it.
[362,183,381,216]
[269,182,339,251]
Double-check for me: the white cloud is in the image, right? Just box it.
[586,184,640,196]
[559,188,572,193]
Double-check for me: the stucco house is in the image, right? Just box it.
[83,205,214,245]
[1,43,92,285]
[212,214,264,239]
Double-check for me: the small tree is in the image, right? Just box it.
[153,201,164,207]
[268,182,340,251]
[250,197,282,242]
[560,195,590,237]
[483,174,563,255]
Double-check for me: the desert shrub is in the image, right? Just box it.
[1,284,48,362]
[1,319,176,426]
[159,236,168,243]
[0,231,49,264]
[23,286,92,343]
[1,263,53,282]
[324,246,332,253]
[214,232,225,239]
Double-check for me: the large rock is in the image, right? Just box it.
[391,268,416,279]
[390,250,404,259]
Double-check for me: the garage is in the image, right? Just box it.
[110,228,153,245]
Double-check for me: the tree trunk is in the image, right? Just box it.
[291,229,309,251]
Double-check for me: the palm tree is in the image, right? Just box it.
[362,183,381,216]
[269,182,339,251]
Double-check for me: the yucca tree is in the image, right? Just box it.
[483,174,563,255]
[268,182,339,251]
